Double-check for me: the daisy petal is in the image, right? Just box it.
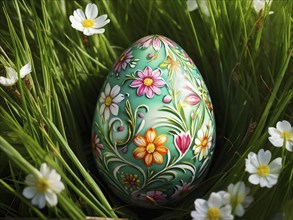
[268,137,283,147]
[45,191,58,207]
[257,149,271,164]
[0,76,17,86]
[74,9,86,21]
[194,199,208,214]
[23,187,38,199]
[276,120,291,132]
[110,85,120,97]
[110,103,119,116]
[207,192,222,208]
[85,3,98,19]
[248,174,260,185]
[268,127,280,137]
[19,63,32,78]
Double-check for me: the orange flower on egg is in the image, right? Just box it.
[133,128,168,166]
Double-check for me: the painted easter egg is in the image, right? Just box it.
[91,35,216,208]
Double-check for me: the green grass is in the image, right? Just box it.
[0,0,292,219]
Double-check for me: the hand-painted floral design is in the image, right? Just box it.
[185,93,200,106]
[183,80,201,107]
[174,131,191,155]
[163,95,172,103]
[185,79,213,114]
[99,83,125,121]
[160,55,181,77]
[113,48,137,77]
[193,124,213,161]
[171,181,193,199]
[182,49,194,65]
[129,66,165,99]
[136,35,176,51]
[92,35,216,207]
[139,190,167,204]
[92,133,104,158]
[245,149,282,188]
[205,97,214,113]
[121,173,140,191]
[138,35,161,51]
[133,128,168,166]
[268,120,293,152]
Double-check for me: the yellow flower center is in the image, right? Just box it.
[170,60,179,68]
[206,208,221,220]
[281,131,292,140]
[143,78,153,86]
[36,178,49,192]
[256,164,270,177]
[82,19,95,28]
[201,136,208,150]
[105,96,113,106]
[231,195,244,206]
[119,54,126,62]
[146,143,156,153]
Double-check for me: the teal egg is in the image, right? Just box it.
[92,35,216,208]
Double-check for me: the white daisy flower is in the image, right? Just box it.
[69,3,110,36]
[227,181,254,217]
[268,120,293,152]
[186,0,210,17]
[245,149,282,188]
[0,63,31,87]
[187,0,198,12]
[253,0,273,14]
[191,191,234,220]
[22,163,65,209]
[99,83,125,121]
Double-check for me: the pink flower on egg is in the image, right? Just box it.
[113,48,134,76]
[139,190,167,204]
[137,36,162,51]
[92,133,104,158]
[129,66,165,99]
[174,131,191,155]
[185,93,200,106]
[184,81,201,106]
[171,181,193,199]
[136,35,176,51]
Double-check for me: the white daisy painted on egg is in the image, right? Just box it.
[99,83,125,121]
